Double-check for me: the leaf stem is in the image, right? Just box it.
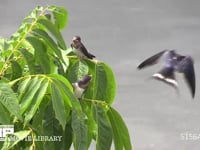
[83,97,110,107]
[29,127,36,149]
[9,74,52,86]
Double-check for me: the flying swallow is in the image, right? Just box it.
[70,36,95,60]
[72,75,92,99]
[137,50,196,98]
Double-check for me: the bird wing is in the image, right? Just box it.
[137,50,167,69]
[177,56,195,98]
[80,44,95,59]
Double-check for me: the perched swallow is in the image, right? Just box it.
[137,50,196,98]
[70,36,95,59]
[72,75,92,99]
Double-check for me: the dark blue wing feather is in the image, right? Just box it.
[80,44,95,59]
[178,56,195,98]
[137,50,167,69]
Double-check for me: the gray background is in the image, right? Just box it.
[0,0,200,149]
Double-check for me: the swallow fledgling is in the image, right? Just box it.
[137,50,196,98]
[70,36,95,60]
[72,75,92,99]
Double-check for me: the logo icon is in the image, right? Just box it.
[0,125,14,141]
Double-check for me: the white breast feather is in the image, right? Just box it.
[73,48,86,59]
[74,82,85,98]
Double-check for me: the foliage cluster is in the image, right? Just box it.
[0,6,131,150]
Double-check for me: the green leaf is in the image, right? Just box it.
[85,61,116,104]
[66,60,89,83]
[37,18,66,49]
[42,103,56,150]
[19,48,35,74]
[100,63,116,104]
[17,76,31,101]
[0,102,10,124]
[32,96,49,128]
[80,101,97,148]
[2,130,31,150]
[19,77,44,114]
[51,82,67,130]
[62,123,73,150]
[0,37,6,51]
[49,74,73,109]
[48,5,68,30]
[0,37,12,52]
[31,29,65,64]
[26,36,51,74]
[71,110,88,150]
[0,82,22,120]
[49,74,82,116]
[107,107,132,150]
[10,61,22,80]
[53,56,65,75]
[24,79,49,125]
[49,74,73,92]
[42,103,64,150]
[93,104,112,150]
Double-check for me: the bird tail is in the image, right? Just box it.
[88,53,95,59]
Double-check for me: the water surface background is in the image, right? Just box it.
[1,0,200,149]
